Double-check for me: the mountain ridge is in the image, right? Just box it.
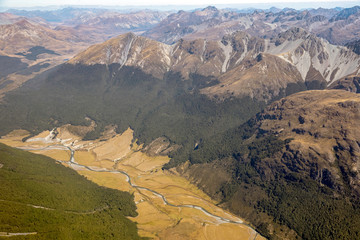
[144,5,360,45]
[181,89,360,239]
[69,28,360,101]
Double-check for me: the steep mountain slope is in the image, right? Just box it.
[0,19,84,54]
[201,53,304,102]
[308,7,340,19]
[315,6,360,45]
[0,9,168,97]
[267,27,360,84]
[346,38,360,55]
[2,29,358,170]
[329,74,360,93]
[69,32,172,79]
[0,19,89,99]
[184,90,360,239]
[0,143,141,239]
[71,30,360,101]
[0,12,28,25]
[0,62,264,169]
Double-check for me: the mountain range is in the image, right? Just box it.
[70,28,360,102]
[0,4,360,240]
[144,5,360,45]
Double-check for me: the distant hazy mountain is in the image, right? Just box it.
[144,5,359,45]
[0,19,83,54]
[0,12,29,25]
[7,7,107,23]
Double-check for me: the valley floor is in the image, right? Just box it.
[0,127,265,240]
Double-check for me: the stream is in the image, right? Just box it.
[19,144,259,239]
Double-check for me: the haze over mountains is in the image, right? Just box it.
[0,3,360,240]
[1,5,360,99]
[144,5,360,45]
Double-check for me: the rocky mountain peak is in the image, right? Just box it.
[12,19,35,29]
[275,27,310,42]
[68,29,360,101]
[330,5,360,22]
[268,28,360,83]
[202,6,218,12]
[345,39,360,55]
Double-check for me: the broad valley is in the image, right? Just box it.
[0,2,360,240]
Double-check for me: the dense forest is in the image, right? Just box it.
[185,117,360,239]
[0,143,142,239]
[1,63,356,239]
[0,63,266,166]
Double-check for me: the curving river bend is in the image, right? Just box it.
[20,144,260,240]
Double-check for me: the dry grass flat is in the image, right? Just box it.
[74,150,100,166]
[0,138,28,147]
[120,151,169,172]
[30,149,70,162]
[129,201,174,238]
[0,130,50,148]
[93,128,133,161]
[157,218,199,240]
[0,127,260,240]
[203,223,260,240]
[78,170,132,192]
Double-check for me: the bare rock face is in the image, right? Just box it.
[201,53,304,102]
[69,31,264,80]
[69,29,360,102]
[253,90,360,196]
[69,33,172,79]
[346,39,360,55]
[267,27,360,85]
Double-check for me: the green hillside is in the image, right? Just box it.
[0,64,265,168]
[0,143,142,239]
[185,90,360,239]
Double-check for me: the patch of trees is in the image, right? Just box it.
[0,143,142,239]
[0,64,264,169]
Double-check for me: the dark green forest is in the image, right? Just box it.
[187,119,360,240]
[0,62,357,239]
[0,63,266,167]
[0,143,142,239]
